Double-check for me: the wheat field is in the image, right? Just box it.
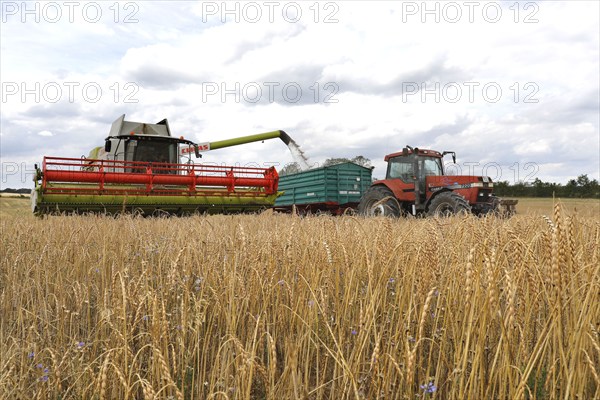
[1,205,599,399]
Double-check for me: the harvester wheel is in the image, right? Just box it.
[427,191,471,217]
[358,186,401,217]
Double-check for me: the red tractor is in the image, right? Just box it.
[357,146,517,217]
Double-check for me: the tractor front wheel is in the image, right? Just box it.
[358,186,401,217]
[479,195,501,216]
[427,192,471,217]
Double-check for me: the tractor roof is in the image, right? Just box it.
[384,148,442,161]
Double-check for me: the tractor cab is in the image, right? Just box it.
[383,147,458,211]
[386,148,446,180]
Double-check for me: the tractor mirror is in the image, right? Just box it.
[443,151,456,164]
[104,140,112,152]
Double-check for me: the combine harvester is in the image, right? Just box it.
[31,115,296,216]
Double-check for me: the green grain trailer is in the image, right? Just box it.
[274,162,373,214]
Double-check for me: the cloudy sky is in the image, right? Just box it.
[1,0,598,189]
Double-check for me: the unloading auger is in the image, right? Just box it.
[31,114,294,216]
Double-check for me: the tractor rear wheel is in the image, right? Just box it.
[358,186,401,217]
[427,192,471,217]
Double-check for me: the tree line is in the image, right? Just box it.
[493,175,599,199]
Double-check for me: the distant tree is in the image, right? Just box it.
[576,174,591,187]
[565,178,578,197]
[493,180,510,196]
[322,157,351,167]
[280,156,372,175]
[591,179,600,198]
[279,162,301,176]
[322,156,371,168]
[350,155,372,168]
[575,174,598,197]
[532,178,544,197]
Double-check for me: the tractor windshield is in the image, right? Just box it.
[387,155,443,181]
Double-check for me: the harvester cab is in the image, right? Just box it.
[32,114,294,216]
[86,115,201,174]
[358,146,518,217]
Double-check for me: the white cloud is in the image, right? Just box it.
[37,130,53,137]
[514,139,551,155]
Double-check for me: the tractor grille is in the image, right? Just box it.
[477,189,493,202]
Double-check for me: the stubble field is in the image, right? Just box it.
[0,198,599,399]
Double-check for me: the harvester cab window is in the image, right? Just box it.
[140,141,173,160]
[126,139,177,174]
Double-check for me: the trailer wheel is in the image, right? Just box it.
[358,186,401,217]
[427,192,471,217]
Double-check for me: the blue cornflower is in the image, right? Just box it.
[27,351,35,359]
[351,329,358,335]
[76,341,85,349]
[420,381,437,394]
[39,375,49,382]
